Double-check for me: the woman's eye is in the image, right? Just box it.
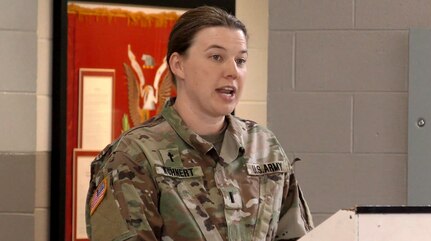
[211,55,223,62]
[235,58,247,66]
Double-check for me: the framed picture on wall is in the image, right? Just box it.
[52,1,236,241]
[78,68,115,150]
[72,149,99,241]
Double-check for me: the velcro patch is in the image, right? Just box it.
[158,148,181,165]
[155,165,204,178]
[90,177,108,215]
[246,161,288,175]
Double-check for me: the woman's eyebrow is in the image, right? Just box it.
[205,45,248,55]
[205,44,226,51]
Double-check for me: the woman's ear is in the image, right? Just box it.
[169,52,185,80]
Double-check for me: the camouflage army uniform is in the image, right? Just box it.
[86,100,313,241]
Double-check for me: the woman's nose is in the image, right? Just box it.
[224,59,238,79]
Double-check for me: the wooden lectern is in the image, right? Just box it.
[299,206,431,241]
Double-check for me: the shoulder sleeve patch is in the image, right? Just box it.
[90,177,108,215]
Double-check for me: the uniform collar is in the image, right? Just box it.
[220,115,246,164]
[161,98,245,163]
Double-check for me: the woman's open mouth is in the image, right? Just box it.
[216,86,236,98]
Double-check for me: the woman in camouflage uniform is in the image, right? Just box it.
[86,6,313,241]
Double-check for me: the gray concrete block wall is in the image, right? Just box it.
[0,214,34,240]
[268,0,423,225]
[0,0,37,30]
[0,0,51,240]
[35,0,52,240]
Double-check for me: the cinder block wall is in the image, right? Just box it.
[236,0,268,126]
[0,0,37,240]
[0,0,52,240]
[35,0,52,239]
[267,0,431,225]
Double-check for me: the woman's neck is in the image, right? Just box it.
[173,101,226,136]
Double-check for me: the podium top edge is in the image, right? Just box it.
[355,206,431,214]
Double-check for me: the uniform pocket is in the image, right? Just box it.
[253,173,286,241]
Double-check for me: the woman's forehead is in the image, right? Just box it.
[191,26,247,49]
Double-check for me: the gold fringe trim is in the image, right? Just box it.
[68,3,180,28]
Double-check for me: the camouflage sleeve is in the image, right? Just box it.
[274,166,314,240]
[86,150,162,241]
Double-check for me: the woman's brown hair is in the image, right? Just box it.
[166,6,248,83]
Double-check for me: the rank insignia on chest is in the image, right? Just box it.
[90,177,107,215]
[246,161,288,175]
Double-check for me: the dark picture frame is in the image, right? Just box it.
[51,1,235,241]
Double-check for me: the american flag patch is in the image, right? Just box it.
[90,178,107,215]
